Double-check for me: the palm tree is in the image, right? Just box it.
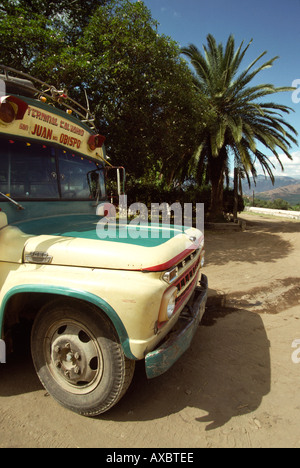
[182,34,298,221]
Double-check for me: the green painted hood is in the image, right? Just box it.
[14,214,203,271]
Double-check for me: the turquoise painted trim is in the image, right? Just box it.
[0,201,99,225]
[13,214,180,247]
[0,284,136,360]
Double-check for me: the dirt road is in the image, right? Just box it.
[0,213,300,448]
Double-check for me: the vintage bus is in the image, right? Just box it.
[0,65,208,416]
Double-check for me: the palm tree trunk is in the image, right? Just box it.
[208,153,226,221]
[233,166,238,221]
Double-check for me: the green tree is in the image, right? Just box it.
[0,0,200,187]
[0,0,109,71]
[182,34,298,221]
[74,0,200,181]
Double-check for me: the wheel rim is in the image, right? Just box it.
[44,319,104,395]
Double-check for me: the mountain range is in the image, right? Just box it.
[240,175,300,204]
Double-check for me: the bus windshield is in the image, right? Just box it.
[0,137,105,201]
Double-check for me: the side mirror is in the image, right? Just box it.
[87,170,101,202]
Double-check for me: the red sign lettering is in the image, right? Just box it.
[59,133,81,149]
[31,124,53,141]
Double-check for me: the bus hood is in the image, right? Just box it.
[15,214,203,271]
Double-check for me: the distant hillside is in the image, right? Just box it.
[241,175,300,195]
[257,183,300,204]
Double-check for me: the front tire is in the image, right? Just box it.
[31,299,135,416]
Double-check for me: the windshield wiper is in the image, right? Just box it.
[0,192,25,210]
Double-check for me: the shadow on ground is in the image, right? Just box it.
[103,302,271,431]
[205,215,300,267]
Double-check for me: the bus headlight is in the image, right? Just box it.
[158,286,177,323]
[166,294,176,319]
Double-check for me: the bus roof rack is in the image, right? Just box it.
[0,64,96,130]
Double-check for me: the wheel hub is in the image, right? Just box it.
[48,322,103,392]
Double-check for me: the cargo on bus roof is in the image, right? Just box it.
[0,74,36,98]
